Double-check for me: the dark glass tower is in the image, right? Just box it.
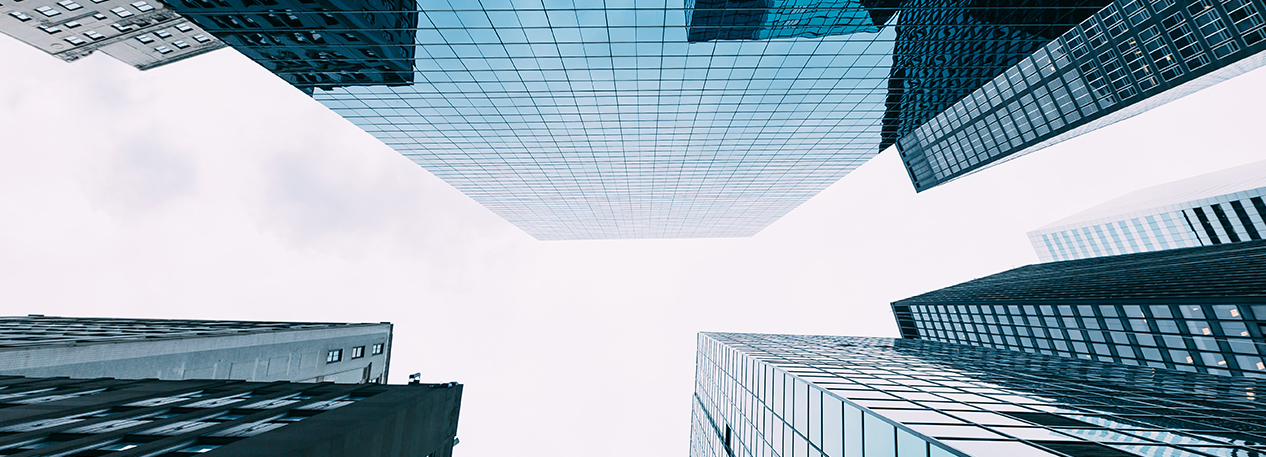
[685,0,897,42]
[891,239,1266,377]
[879,0,1112,151]
[0,376,461,456]
[163,0,418,93]
[895,0,1266,190]
[692,332,1266,457]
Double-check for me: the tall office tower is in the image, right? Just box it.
[895,0,1266,191]
[1029,159,1266,262]
[0,316,392,384]
[161,0,418,94]
[891,240,1266,378]
[0,0,222,69]
[879,0,1111,151]
[692,332,1266,457]
[0,375,461,457]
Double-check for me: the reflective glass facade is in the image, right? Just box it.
[162,1,1266,238]
[0,376,461,457]
[693,332,1266,457]
[1030,160,1266,262]
[685,0,891,43]
[164,0,418,92]
[897,0,1266,191]
[892,240,1266,377]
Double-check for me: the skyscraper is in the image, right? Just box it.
[0,0,223,69]
[161,0,418,93]
[0,316,392,383]
[1029,159,1266,262]
[9,1,1266,239]
[692,332,1266,457]
[895,0,1266,191]
[891,239,1266,377]
[0,375,461,457]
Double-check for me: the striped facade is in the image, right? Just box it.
[1029,161,1266,262]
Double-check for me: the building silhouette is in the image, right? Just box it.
[692,332,1266,457]
[896,0,1266,190]
[0,316,392,384]
[0,375,460,457]
[892,240,1266,377]
[162,0,418,93]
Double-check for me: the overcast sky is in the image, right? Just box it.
[2,35,1265,456]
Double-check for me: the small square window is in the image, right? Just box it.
[172,40,189,48]
[84,30,105,40]
[153,45,172,54]
[326,349,342,363]
[64,21,81,28]
[130,1,153,11]
[39,25,62,34]
[371,343,384,355]
[135,34,154,43]
[192,34,210,43]
[8,11,33,21]
[351,346,365,359]
[109,7,133,17]
[57,0,83,10]
[154,29,171,38]
[175,22,193,32]
[64,36,86,45]
[92,13,107,19]
[35,6,61,16]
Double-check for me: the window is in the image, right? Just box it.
[351,346,365,359]
[326,349,342,363]
[371,343,384,355]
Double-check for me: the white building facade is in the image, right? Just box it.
[1029,160,1266,262]
[0,0,222,69]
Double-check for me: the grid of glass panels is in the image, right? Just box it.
[892,240,1266,378]
[695,333,1266,457]
[692,333,962,457]
[1031,193,1266,262]
[898,0,1266,191]
[901,303,1266,378]
[0,376,403,456]
[314,0,907,240]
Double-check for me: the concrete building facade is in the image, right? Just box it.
[0,316,392,384]
[0,0,223,69]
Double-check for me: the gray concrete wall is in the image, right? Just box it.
[0,324,391,383]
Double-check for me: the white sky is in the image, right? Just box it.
[1,36,1265,456]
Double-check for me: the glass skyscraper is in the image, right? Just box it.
[891,239,1266,378]
[692,332,1266,457]
[1029,159,1266,262]
[895,0,1266,190]
[83,0,1265,239]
